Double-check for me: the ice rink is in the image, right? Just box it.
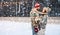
[0,17,60,35]
[45,24,60,35]
[0,21,32,35]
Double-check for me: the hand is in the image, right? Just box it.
[42,13,48,15]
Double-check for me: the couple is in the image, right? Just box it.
[30,3,51,35]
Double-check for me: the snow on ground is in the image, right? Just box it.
[0,21,32,35]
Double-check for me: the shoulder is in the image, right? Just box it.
[30,8,37,13]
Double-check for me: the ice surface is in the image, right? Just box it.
[0,17,60,35]
[45,24,60,35]
[0,21,32,35]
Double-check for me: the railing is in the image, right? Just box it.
[0,17,31,22]
[47,17,60,24]
[0,17,60,24]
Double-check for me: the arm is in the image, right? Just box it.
[42,7,51,13]
[38,12,47,15]
[41,7,48,15]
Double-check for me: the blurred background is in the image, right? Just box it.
[0,0,60,17]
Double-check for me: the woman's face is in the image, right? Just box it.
[36,7,40,10]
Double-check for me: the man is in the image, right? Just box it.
[41,7,51,29]
[30,3,47,35]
